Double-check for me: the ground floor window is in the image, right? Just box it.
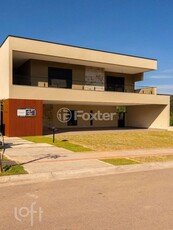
[67,110,77,126]
[90,110,93,126]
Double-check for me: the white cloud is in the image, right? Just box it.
[162,68,173,73]
[156,84,173,95]
[149,75,173,79]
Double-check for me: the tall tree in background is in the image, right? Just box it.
[170,96,173,126]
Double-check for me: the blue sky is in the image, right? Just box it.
[0,0,173,94]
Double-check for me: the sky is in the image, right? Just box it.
[0,0,173,94]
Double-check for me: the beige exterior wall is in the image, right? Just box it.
[43,104,118,129]
[43,103,170,130]
[8,36,157,73]
[4,36,157,99]
[0,40,10,98]
[15,59,142,92]
[29,60,85,90]
[9,85,169,106]
[126,104,170,129]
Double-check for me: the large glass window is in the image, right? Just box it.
[106,76,124,92]
[48,67,72,88]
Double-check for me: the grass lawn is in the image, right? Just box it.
[1,155,8,161]
[102,158,140,165]
[56,131,173,151]
[0,155,28,177]
[0,164,28,177]
[131,155,173,163]
[101,155,173,166]
[23,136,93,152]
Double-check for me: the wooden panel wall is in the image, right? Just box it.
[3,99,43,137]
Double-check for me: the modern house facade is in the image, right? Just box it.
[0,36,170,136]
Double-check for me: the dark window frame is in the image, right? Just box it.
[106,76,125,92]
[48,67,72,89]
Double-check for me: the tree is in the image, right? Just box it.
[170,96,173,126]
[170,95,173,112]
[116,106,126,113]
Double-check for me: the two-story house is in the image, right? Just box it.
[0,36,170,136]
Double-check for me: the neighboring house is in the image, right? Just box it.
[0,35,170,136]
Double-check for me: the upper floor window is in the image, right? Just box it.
[105,76,124,92]
[48,67,72,88]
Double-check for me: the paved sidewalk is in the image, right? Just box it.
[1,136,173,185]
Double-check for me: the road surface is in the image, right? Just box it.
[1,168,173,230]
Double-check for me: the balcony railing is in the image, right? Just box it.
[135,85,157,95]
[12,74,157,95]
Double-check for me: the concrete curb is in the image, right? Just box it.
[1,161,173,186]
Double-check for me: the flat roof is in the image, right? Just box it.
[0,35,157,61]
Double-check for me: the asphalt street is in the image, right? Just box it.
[1,168,173,230]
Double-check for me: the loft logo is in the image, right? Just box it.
[14,202,43,227]
[57,108,117,123]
